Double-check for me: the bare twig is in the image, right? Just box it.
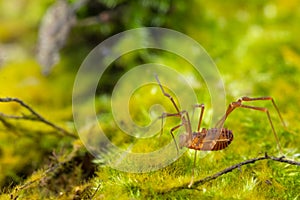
[0,97,76,138]
[159,153,300,193]
[90,183,102,199]
[11,145,83,200]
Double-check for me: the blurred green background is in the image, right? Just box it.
[0,0,300,199]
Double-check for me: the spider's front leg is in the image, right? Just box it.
[159,112,182,154]
[159,110,193,154]
[155,75,181,113]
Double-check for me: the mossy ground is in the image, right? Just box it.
[1,0,300,199]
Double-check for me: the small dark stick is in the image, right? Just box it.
[0,97,76,138]
[155,76,286,187]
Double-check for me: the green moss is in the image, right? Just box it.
[1,0,300,199]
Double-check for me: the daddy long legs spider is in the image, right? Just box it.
[155,75,286,187]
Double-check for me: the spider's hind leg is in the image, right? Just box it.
[217,96,285,155]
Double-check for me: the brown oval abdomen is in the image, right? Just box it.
[211,128,233,151]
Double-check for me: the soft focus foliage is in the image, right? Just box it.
[0,0,300,199]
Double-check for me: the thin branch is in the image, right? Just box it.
[15,165,58,191]
[268,154,300,166]
[16,144,83,192]
[158,153,300,193]
[0,97,76,138]
[90,183,102,199]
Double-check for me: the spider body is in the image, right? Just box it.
[155,75,285,187]
[188,128,233,151]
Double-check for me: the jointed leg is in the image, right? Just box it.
[159,111,192,154]
[156,75,205,187]
[216,96,285,154]
[156,75,194,153]
[160,112,181,136]
[188,150,197,188]
[238,97,285,127]
[156,75,182,153]
[188,104,204,188]
[155,75,180,113]
[192,104,205,132]
[159,112,182,153]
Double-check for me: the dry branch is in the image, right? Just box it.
[11,145,83,198]
[0,97,76,138]
[159,153,300,194]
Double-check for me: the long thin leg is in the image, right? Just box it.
[240,104,283,154]
[156,75,193,148]
[170,124,183,154]
[156,75,199,186]
[188,150,197,188]
[192,104,205,132]
[155,75,180,113]
[159,111,192,154]
[159,112,182,153]
[188,104,204,188]
[239,97,285,127]
[216,96,285,154]
[159,112,181,136]
[217,97,285,127]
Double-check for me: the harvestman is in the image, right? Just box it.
[155,75,286,187]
